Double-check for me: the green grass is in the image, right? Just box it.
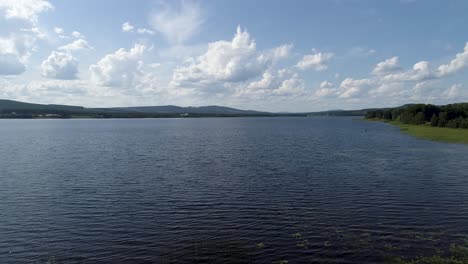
[385,121,468,144]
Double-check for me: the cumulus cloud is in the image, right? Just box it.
[0,0,53,24]
[329,43,468,103]
[122,21,134,32]
[123,21,155,35]
[20,27,46,39]
[273,73,305,96]
[0,78,92,105]
[382,60,433,82]
[89,44,147,87]
[436,42,468,77]
[0,34,37,75]
[172,26,273,87]
[338,78,374,98]
[372,56,402,75]
[53,27,64,34]
[149,0,204,44]
[314,81,338,97]
[59,39,92,51]
[171,26,292,87]
[370,43,468,87]
[41,51,79,80]
[137,28,155,35]
[247,71,278,90]
[296,51,334,71]
[71,31,83,39]
[442,84,464,99]
[271,44,293,60]
[238,69,305,98]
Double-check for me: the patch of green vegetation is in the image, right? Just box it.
[385,240,468,264]
[296,239,309,248]
[388,121,468,144]
[291,233,302,239]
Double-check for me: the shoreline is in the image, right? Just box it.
[366,118,468,144]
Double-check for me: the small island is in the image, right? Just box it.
[366,103,468,144]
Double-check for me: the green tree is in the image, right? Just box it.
[446,119,459,128]
[400,112,414,124]
[438,112,448,127]
[430,114,439,127]
[383,110,392,120]
[412,112,426,125]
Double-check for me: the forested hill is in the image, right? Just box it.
[4,98,466,121]
[366,103,468,129]
[0,99,272,118]
[0,99,381,118]
[112,105,267,115]
[0,99,85,112]
[305,109,379,116]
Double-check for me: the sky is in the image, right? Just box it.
[0,0,467,112]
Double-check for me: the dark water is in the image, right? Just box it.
[1,117,468,264]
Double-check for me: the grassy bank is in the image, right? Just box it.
[368,119,468,144]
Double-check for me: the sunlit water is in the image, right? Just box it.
[1,117,468,263]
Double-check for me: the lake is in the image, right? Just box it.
[1,117,468,263]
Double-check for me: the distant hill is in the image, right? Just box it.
[0,99,85,112]
[0,98,425,119]
[114,105,268,115]
[0,99,271,118]
[304,108,385,116]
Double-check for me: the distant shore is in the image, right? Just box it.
[367,119,468,144]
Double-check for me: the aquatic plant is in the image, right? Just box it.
[385,239,468,264]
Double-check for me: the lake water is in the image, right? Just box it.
[1,117,468,263]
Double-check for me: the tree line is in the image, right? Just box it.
[365,103,468,129]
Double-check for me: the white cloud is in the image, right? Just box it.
[327,43,468,103]
[122,21,155,35]
[314,81,338,97]
[338,78,374,98]
[442,83,464,99]
[59,39,92,51]
[273,73,305,96]
[382,60,433,82]
[89,44,147,87]
[27,80,88,96]
[137,28,155,35]
[41,51,79,80]
[0,78,92,105]
[71,31,83,39]
[436,42,468,77]
[296,51,334,71]
[271,44,293,60]
[0,35,33,58]
[55,31,69,40]
[122,22,134,32]
[247,71,278,90]
[53,27,64,34]
[0,34,37,75]
[372,56,402,75]
[20,27,47,39]
[0,0,53,24]
[239,69,305,98]
[149,0,204,44]
[172,26,271,87]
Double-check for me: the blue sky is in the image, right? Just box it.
[0,0,467,111]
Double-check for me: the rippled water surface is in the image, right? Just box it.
[1,117,468,263]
